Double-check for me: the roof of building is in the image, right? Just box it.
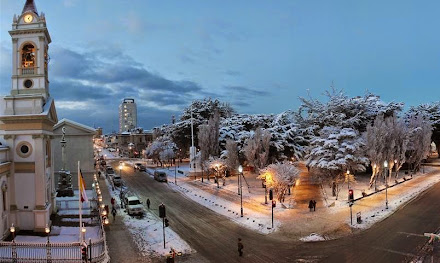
[54,118,96,134]
[22,0,38,15]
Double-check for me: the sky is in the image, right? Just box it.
[1,0,439,133]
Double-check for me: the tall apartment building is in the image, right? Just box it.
[119,98,137,133]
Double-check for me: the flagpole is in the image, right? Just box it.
[78,160,82,243]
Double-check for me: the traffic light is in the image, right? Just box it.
[81,245,87,261]
[349,189,354,201]
[164,217,169,227]
[269,189,273,200]
[159,204,166,218]
[272,200,276,208]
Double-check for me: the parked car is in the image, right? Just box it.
[134,163,146,171]
[124,196,143,216]
[112,175,122,186]
[105,165,114,175]
[154,171,167,182]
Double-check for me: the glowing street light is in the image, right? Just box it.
[10,224,15,242]
[45,224,50,243]
[238,165,243,217]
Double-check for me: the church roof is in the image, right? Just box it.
[54,118,97,134]
[22,0,38,16]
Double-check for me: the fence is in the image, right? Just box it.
[0,236,107,262]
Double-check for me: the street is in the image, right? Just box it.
[116,163,440,262]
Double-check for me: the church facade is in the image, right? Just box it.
[0,0,57,235]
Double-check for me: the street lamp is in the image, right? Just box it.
[238,165,242,195]
[45,224,51,262]
[81,225,87,242]
[45,224,50,243]
[10,223,15,242]
[373,164,377,191]
[346,169,350,190]
[215,164,220,188]
[384,160,388,209]
[238,165,243,217]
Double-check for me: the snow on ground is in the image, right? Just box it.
[321,166,440,229]
[15,226,102,243]
[102,173,193,257]
[145,165,280,234]
[299,233,325,242]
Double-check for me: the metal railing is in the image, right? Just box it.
[21,67,35,75]
[0,236,107,262]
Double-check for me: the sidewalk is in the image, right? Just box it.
[96,172,147,263]
[155,161,440,240]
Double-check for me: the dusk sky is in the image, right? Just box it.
[1,0,439,132]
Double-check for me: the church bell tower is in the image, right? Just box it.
[0,0,57,232]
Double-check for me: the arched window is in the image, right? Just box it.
[22,44,35,68]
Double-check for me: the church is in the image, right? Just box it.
[0,0,58,236]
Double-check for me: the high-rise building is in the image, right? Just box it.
[119,98,137,133]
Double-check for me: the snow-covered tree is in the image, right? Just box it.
[258,162,300,202]
[160,147,175,167]
[296,88,403,136]
[224,139,239,174]
[405,114,432,172]
[407,102,440,156]
[365,114,408,187]
[205,157,227,186]
[243,128,271,173]
[145,137,176,166]
[307,127,369,199]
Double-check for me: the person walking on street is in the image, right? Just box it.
[111,207,117,222]
[98,170,101,178]
[237,238,244,257]
[313,200,317,211]
[308,200,313,212]
[146,198,150,209]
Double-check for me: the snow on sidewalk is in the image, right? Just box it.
[103,175,193,257]
[147,167,281,234]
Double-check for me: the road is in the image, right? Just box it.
[117,163,440,262]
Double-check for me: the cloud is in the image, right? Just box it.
[224,70,241,76]
[224,85,271,97]
[45,45,210,131]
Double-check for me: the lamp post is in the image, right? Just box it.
[238,165,242,195]
[45,224,52,262]
[215,164,220,188]
[384,160,388,209]
[10,224,16,262]
[373,164,377,191]
[174,162,177,185]
[346,169,350,190]
[10,224,15,242]
[238,165,243,217]
[81,224,87,243]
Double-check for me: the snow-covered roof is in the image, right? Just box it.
[54,118,96,134]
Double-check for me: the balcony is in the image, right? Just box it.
[21,67,35,75]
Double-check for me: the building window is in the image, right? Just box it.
[24,79,33,88]
[16,141,33,158]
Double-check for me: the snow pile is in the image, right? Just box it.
[299,233,325,242]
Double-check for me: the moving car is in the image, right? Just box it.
[105,165,114,175]
[154,171,167,182]
[134,163,146,171]
[124,196,143,216]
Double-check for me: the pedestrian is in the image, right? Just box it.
[98,170,101,178]
[146,198,150,209]
[313,200,317,211]
[111,206,117,221]
[308,200,313,212]
[237,238,244,257]
[110,197,115,207]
